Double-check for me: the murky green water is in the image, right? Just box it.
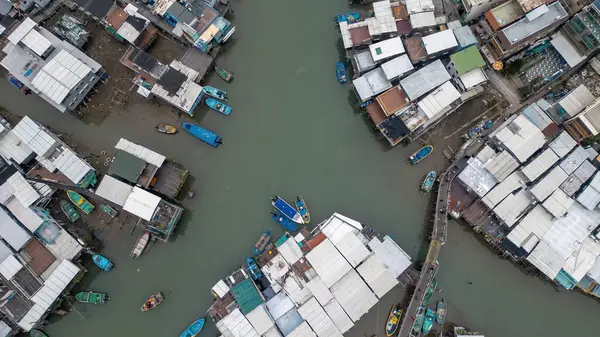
[0,0,598,336]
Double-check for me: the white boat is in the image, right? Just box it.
[130,232,150,259]
[223,26,236,43]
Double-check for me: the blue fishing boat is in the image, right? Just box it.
[294,196,310,224]
[180,317,205,337]
[423,308,436,335]
[205,98,232,116]
[421,171,436,193]
[334,12,360,23]
[360,99,374,108]
[271,211,298,231]
[202,86,227,100]
[181,123,223,147]
[271,196,303,224]
[436,297,447,324]
[92,254,114,271]
[409,145,433,164]
[245,257,263,280]
[336,61,347,84]
[253,229,272,255]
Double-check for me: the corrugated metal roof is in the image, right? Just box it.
[550,31,585,68]
[493,189,536,227]
[262,327,283,337]
[560,146,588,175]
[8,18,36,45]
[339,22,353,49]
[400,60,451,101]
[366,16,397,36]
[6,198,43,232]
[0,241,11,263]
[321,214,362,243]
[561,160,596,196]
[298,297,343,337]
[305,239,352,288]
[459,68,487,90]
[245,304,275,335]
[380,55,414,81]
[520,148,559,182]
[266,292,294,320]
[557,84,595,118]
[493,115,546,163]
[115,138,166,167]
[323,299,354,333]
[123,187,161,221]
[406,0,434,12]
[367,236,411,278]
[215,308,260,337]
[231,278,264,315]
[42,226,83,261]
[530,166,569,202]
[330,232,369,268]
[457,157,498,197]
[356,253,398,298]
[482,171,527,208]
[562,236,600,282]
[453,25,478,47]
[423,29,457,55]
[417,81,461,119]
[21,29,52,57]
[52,147,94,185]
[117,21,142,44]
[18,304,45,332]
[527,240,564,279]
[353,68,392,101]
[329,269,378,322]
[0,207,30,250]
[212,279,230,298]
[306,276,333,306]
[0,130,34,164]
[483,149,519,182]
[0,255,23,280]
[274,308,304,336]
[287,321,316,337]
[12,116,58,157]
[277,237,303,265]
[354,50,376,74]
[283,274,312,306]
[369,37,405,63]
[409,11,436,28]
[373,0,393,18]
[542,189,573,218]
[7,171,39,208]
[0,320,11,337]
[521,102,553,131]
[95,175,134,207]
[577,184,600,210]
[549,132,576,158]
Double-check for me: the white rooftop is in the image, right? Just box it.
[482,171,527,209]
[115,138,166,167]
[0,130,34,165]
[520,148,559,182]
[562,236,600,282]
[549,131,576,158]
[459,68,488,90]
[380,55,414,81]
[529,166,569,202]
[492,189,536,227]
[457,157,498,197]
[560,146,588,175]
[417,81,461,119]
[353,68,392,101]
[482,148,519,183]
[329,269,378,322]
[95,175,134,207]
[541,189,573,218]
[410,11,436,29]
[12,116,58,157]
[400,60,451,101]
[369,37,405,63]
[550,31,585,68]
[406,0,435,13]
[556,84,595,118]
[422,29,458,55]
[366,16,398,36]
[305,238,352,288]
[123,187,161,221]
[372,0,393,18]
[493,114,546,163]
[507,204,553,249]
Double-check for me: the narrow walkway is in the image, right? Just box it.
[485,68,522,105]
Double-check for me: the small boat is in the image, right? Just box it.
[360,99,374,108]
[156,124,177,134]
[421,171,436,193]
[271,211,298,231]
[66,190,94,214]
[215,65,233,82]
[141,292,164,311]
[130,232,151,259]
[271,196,303,224]
[75,291,109,304]
[334,12,360,23]
[412,306,425,333]
[205,98,232,116]
[385,305,403,336]
[294,196,310,224]
[409,145,433,164]
[202,85,227,101]
[253,229,272,255]
[336,61,347,84]
[423,278,438,306]
[246,257,263,280]
[99,204,118,218]
[180,317,206,337]
[423,307,436,334]
[30,329,49,337]
[60,199,80,222]
[92,254,114,271]
[483,119,493,129]
[182,123,223,147]
[436,297,447,324]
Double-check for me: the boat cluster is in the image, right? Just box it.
[155,66,235,148]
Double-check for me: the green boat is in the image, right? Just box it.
[99,204,118,218]
[60,199,80,222]
[214,65,233,82]
[30,329,49,337]
[75,291,109,304]
[412,306,425,333]
[423,278,438,306]
[66,190,94,214]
